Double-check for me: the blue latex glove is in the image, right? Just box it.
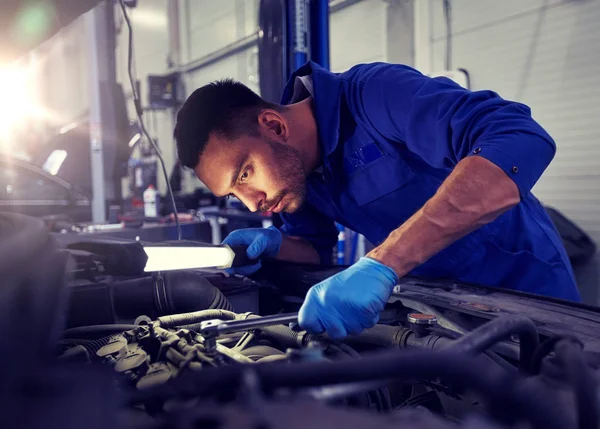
[221,226,282,276]
[299,257,398,339]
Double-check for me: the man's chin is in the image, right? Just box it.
[283,196,305,214]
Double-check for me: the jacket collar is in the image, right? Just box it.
[280,61,342,158]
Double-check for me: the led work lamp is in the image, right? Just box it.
[142,244,255,272]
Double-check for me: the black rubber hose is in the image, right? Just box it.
[67,269,232,327]
[530,335,579,374]
[554,339,599,429]
[129,348,569,429]
[208,288,233,311]
[445,315,539,371]
[162,271,233,314]
[261,351,566,429]
[239,314,320,348]
[259,325,302,347]
[428,325,517,373]
[344,323,515,373]
[59,335,116,362]
[344,324,408,348]
[62,324,139,340]
[345,324,452,350]
[157,309,238,328]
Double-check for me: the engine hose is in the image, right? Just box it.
[236,313,320,348]
[445,315,539,372]
[530,335,581,374]
[342,324,452,352]
[240,346,285,360]
[554,339,599,429]
[311,341,392,412]
[130,348,569,429]
[209,289,233,312]
[157,309,238,328]
[345,324,409,348]
[58,335,118,362]
[62,324,139,340]
[261,324,320,348]
[343,324,515,373]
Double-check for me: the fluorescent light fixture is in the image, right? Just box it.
[128,132,142,147]
[0,65,42,137]
[143,245,236,272]
[59,122,78,134]
[131,9,167,29]
[42,149,67,176]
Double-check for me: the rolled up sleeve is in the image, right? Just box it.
[464,111,556,198]
[352,63,556,197]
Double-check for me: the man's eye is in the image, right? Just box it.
[240,170,249,182]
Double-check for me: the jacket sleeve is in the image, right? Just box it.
[351,63,556,197]
[279,203,338,264]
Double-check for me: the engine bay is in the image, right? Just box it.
[2,213,599,429]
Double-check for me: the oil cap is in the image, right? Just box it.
[407,313,438,336]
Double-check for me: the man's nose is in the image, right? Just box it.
[235,188,265,212]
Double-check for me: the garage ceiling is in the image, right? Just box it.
[0,0,104,64]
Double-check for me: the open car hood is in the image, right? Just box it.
[252,259,600,352]
[390,276,600,352]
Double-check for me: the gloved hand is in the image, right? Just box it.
[299,257,398,339]
[221,226,282,276]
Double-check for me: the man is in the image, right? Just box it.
[174,62,581,338]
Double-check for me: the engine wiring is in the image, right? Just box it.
[56,299,598,429]
[117,0,182,240]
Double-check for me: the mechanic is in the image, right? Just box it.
[174,62,582,338]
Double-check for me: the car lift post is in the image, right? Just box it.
[85,2,114,223]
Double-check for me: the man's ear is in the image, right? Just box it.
[258,109,289,141]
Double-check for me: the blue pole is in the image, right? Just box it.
[336,223,346,265]
[310,0,330,70]
[287,0,309,72]
[349,230,359,264]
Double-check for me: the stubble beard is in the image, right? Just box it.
[261,140,307,213]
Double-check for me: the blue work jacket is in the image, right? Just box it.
[279,61,581,302]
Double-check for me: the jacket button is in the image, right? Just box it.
[512,166,519,173]
[473,148,482,154]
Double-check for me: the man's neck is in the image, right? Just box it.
[285,97,321,173]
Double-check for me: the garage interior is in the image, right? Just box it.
[1,1,600,428]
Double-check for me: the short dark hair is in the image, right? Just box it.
[174,79,279,169]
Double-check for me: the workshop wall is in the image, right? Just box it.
[330,0,388,71]
[38,18,91,127]
[22,0,411,197]
[173,0,403,192]
[179,0,261,105]
[424,0,600,301]
[23,17,91,137]
[114,0,175,196]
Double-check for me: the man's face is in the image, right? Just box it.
[195,132,307,213]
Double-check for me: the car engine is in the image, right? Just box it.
[2,213,599,429]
